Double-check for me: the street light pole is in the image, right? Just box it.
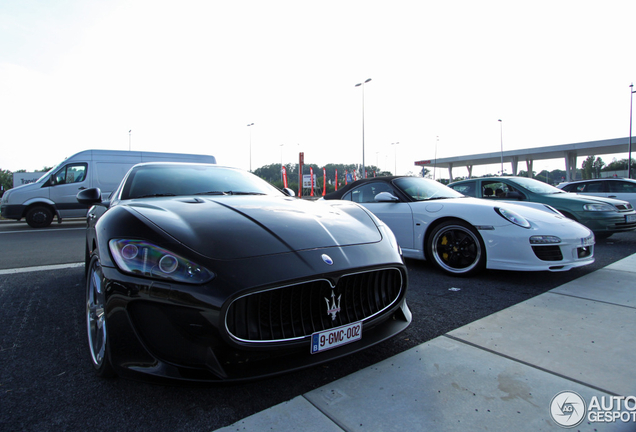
[247,123,254,172]
[630,84,635,179]
[391,142,400,175]
[498,119,504,175]
[128,130,131,151]
[355,78,372,178]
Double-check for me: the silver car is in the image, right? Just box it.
[557,178,636,209]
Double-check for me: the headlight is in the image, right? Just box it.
[495,207,531,228]
[583,203,616,212]
[109,239,214,284]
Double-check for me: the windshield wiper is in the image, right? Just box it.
[224,191,266,195]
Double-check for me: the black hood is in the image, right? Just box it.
[124,196,382,260]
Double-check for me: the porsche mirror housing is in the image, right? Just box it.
[375,192,399,202]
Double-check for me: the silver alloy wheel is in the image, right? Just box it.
[430,223,483,275]
[87,258,107,367]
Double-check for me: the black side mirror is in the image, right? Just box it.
[506,191,523,200]
[77,188,102,205]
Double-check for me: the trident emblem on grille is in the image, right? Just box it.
[325,290,341,321]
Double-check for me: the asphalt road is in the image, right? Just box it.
[1,219,635,432]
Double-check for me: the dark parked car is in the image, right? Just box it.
[77,163,410,383]
[449,176,636,238]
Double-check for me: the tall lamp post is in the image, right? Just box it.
[630,84,635,179]
[391,142,400,175]
[355,78,372,178]
[498,119,504,175]
[247,123,254,172]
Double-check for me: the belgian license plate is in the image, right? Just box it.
[311,322,362,354]
[626,214,636,223]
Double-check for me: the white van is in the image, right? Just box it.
[1,149,217,228]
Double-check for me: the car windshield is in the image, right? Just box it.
[121,164,282,200]
[508,177,566,194]
[394,177,464,201]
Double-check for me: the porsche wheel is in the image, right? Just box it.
[427,220,486,276]
[86,255,115,377]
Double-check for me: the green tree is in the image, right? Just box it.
[0,169,12,194]
[581,155,595,179]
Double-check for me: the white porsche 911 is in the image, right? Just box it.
[324,176,595,276]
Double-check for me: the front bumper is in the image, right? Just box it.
[480,223,595,272]
[100,256,411,383]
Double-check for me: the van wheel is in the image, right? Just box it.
[26,206,53,228]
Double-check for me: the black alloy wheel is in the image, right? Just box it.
[427,220,486,276]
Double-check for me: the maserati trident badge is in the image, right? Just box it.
[325,290,341,321]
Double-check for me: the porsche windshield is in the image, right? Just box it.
[121,164,281,200]
[394,177,464,201]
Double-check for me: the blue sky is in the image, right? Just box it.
[2,0,635,178]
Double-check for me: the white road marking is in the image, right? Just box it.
[0,262,84,275]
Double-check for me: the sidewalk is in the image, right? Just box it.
[215,255,636,432]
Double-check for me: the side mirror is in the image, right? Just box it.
[77,188,102,205]
[282,188,296,197]
[506,191,523,200]
[375,192,400,202]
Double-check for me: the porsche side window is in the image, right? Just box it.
[350,182,394,203]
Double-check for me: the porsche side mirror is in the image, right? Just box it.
[77,187,103,205]
[375,192,399,202]
[282,188,296,197]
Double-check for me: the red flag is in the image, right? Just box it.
[310,167,315,197]
[322,167,326,196]
[354,171,357,181]
[335,168,338,191]
[345,170,348,185]
[282,166,288,188]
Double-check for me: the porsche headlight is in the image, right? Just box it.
[109,239,214,284]
[494,207,531,228]
[583,203,616,212]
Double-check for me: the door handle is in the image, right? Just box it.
[79,187,87,190]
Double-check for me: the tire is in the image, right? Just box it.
[86,255,115,378]
[25,206,53,228]
[426,220,486,276]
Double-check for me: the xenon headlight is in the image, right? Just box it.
[494,207,531,228]
[109,239,214,284]
[583,203,616,212]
